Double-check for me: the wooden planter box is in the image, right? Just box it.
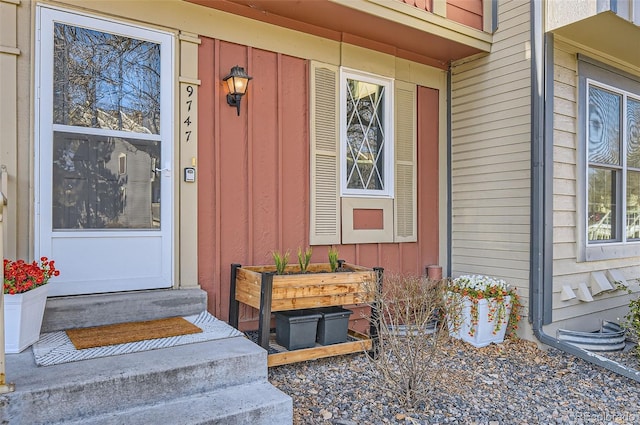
[229,262,382,366]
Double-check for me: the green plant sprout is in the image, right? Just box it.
[272,250,290,275]
[328,247,339,272]
[297,247,312,273]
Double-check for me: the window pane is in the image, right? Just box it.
[345,79,385,191]
[52,132,161,230]
[628,98,640,168]
[588,167,617,241]
[588,86,621,165]
[627,171,640,240]
[53,24,161,134]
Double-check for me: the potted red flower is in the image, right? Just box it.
[4,257,60,353]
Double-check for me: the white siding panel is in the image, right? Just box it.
[555,81,576,102]
[554,194,576,211]
[552,295,631,322]
[554,114,576,133]
[553,242,577,260]
[453,169,529,183]
[453,212,530,225]
[554,63,577,86]
[553,211,575,227]
[553,145,576,164]
[554,162,576,180]
[452,89,531,117]
[450,1,531,305]
[454,125,530,146]
[553,178,576,196]
[453,248,530,262]
[554,227,576,244]
[554,129,575,148]
[453,239,529,252]
[554,97,576,118]
[452,76,530,101]
[455,197,530,208]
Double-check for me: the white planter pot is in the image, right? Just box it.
[4,284,49,353]
[448,294,511,348]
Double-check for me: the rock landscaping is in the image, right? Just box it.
[269,338,640,424]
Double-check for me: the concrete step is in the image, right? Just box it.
[61,381,292,425]
[2,336,292,424]
[42,288,208,332]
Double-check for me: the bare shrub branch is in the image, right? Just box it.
[363,273,452,409]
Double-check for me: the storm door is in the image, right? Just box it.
[36,7,174,296]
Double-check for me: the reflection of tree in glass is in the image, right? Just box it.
[345,80,385,190]
[52,133,123,229]
[588,87,620,165]
[587,167,616,240]
[52,132,161,230]
[53,23,161,134]
[627,99,640,168]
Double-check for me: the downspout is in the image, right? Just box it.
[529,0,640,382]
[446,64,452,279]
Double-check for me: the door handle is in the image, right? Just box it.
[154,163,171,176]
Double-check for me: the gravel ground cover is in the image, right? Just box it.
[268,338,640,424]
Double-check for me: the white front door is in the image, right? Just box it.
[36,7,174,296]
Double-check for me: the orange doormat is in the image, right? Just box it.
[66,317,203,350]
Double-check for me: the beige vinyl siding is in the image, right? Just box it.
[450,0,531,318]
[548,40,639,332]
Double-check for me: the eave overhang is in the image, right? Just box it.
[186,0,492,69]
[551,11,640,69]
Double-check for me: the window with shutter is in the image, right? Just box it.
[310,61,417,245]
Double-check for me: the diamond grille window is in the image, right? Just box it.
[345,79,386,191]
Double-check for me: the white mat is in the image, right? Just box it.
[32,311,243,367]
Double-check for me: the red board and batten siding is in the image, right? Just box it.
[398,0,483,30]
[197,38,440,325]
[447,0,483,29]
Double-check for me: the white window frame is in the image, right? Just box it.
[339,68,394,198]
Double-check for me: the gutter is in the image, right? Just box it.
[529,0,640,383]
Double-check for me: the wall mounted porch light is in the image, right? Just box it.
[223,65,252,116]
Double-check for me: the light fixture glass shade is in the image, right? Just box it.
[223,66,251,95]
[223,65,252,116]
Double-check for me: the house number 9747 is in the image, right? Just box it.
[183,84,195,143]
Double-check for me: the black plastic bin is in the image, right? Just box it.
[275,310,322,350]
[314,307,353,345]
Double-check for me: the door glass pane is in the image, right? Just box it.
[588,86,621,165]
[627,98,640,168]
[52,132,161,230]
[345,79,385,190]
[588,167,616,241]
[53,23,161,134]
[627,170,640,240]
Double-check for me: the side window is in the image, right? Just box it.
[580,57,640,260]
[340,69,393,198]
[586,81,640,244]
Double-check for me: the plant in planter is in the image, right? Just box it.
[229,254,380,365]
[297,247,312,273]
[445,274,521,348]
[328,247,339,272]
[271,250,290,275]
[4,257,60,353]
